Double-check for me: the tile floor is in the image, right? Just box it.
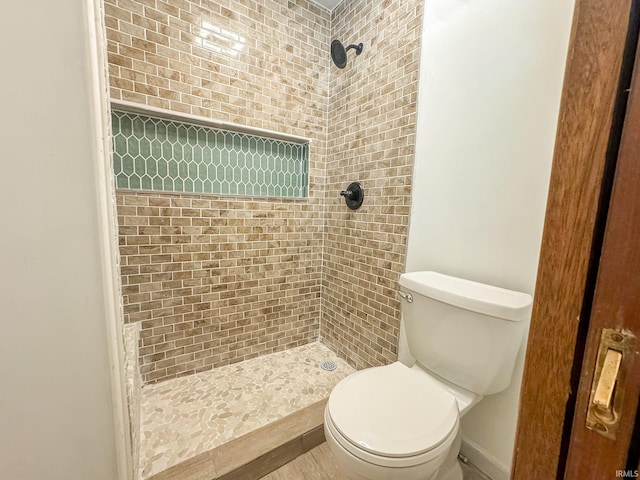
[261,443,493,480]
[460,460,494,480]
[138,341,354,478]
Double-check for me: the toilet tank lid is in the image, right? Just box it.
[399,271,533,322]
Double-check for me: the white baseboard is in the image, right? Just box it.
[460,436,510,480]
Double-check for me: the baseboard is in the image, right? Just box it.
[460,437,510,480]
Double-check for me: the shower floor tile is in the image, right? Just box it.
[139,341,354,479]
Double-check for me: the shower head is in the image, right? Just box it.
[331,40,363,69]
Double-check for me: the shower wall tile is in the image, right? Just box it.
[321,0,422,369]
[105,0,330,139]
[106,0,330,383]
[107,0,423,382]
[117,191,323,383]
[111,110,309,198]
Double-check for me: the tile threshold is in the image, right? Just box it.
[138,342,354,478]
[149,399,327,480]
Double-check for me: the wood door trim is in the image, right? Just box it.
[564,28,640,477]
[511,1,633,478]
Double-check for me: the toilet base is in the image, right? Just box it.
[326,439,463,480]
[325,437,442,480]
[437,460,463,480]
[325,416,462,480]
[434,428,463,480]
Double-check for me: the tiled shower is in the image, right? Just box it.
[108,0,421,381]
[106,0,422,474]
[323,0,420,369]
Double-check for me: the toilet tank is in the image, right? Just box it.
[398,271,533,395]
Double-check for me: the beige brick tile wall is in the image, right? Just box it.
[106,0,330,383]
[105,0,330,135]
[117,192,323,382]
[106,0,423,382]
[321,0,422,369]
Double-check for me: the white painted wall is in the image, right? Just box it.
[0,0,127,478]
[404,0,575,477]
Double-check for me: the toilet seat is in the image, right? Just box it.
[326,362,460,468]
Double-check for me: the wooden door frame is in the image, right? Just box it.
[512,0,636,478]
[564,21,640,475]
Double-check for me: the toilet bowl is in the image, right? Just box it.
[325,271,533,480]
[324,362,468,480]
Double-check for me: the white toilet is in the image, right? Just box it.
[324,271,532,480]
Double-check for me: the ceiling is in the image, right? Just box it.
[311,0,343,12]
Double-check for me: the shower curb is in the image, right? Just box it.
[148,399,327,480]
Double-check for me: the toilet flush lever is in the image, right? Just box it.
[398,291,413,303]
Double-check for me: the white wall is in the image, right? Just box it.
[0,0,125,478]
[404,0,575,477]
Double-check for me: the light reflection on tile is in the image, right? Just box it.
[139,341,354,479]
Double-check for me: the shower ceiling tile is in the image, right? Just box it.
[311,0,343,11]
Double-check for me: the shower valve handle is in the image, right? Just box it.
[339,182,364,210]
[340,190,354,198]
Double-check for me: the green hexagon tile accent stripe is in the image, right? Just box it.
[111,110,309,198]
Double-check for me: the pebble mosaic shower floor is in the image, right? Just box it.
[138,342,354,478]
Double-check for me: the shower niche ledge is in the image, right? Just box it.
[111,99,311,145]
